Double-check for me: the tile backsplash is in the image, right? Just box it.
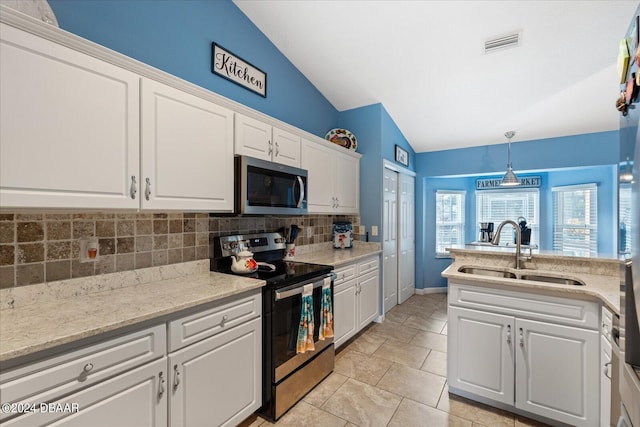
[0,212,359,288]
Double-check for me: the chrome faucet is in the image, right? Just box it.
[491,219,527,269]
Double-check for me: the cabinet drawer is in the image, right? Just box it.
[0,324,165,420]
[168,291,261,352]
[358,257,379,276]
[334,276,357,294]
[449,282,599,330]
[333,265,356,286]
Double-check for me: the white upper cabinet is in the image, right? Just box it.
[235,114,300,167]
[0,23,140,209]
[140,78,234,212]
[301,138,360,214]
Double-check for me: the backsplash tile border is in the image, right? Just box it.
[0,212,359,288]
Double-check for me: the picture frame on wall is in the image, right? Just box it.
[395,145,409,166]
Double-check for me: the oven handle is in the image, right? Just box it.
[275,273,336,301]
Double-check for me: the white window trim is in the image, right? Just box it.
[435,190,466,258]
[552,183,598,256]
[475,188,540,246]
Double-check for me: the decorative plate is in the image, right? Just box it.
[325,128,357,151]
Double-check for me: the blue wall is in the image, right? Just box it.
[339,104,415,242]
[417,132,620,289]
[48,0,339,138]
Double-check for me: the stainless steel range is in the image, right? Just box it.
[210,232,335,421]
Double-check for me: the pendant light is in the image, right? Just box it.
[620,157,634,183]
[500,130,520,187]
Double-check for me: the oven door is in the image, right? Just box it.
[271,275,333,383]
[237,156,308,215]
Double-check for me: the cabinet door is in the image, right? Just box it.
[3,358,167,427]
[447,306,514,405]
[169,318,261,427]
[140,79,234,211]
[301,139,334,213]
[515,318,599,427]
[334,278,357,348]
[600,335,612,427]
[0,23,139,209]
[333,153,359,214]
[234,114,272,161]
[272,127,300,167]
[357,272,379,328]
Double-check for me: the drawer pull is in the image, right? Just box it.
[173,365,180,390]
[604,362,612,379]
[221,315,229,326]
[83,363,94,373]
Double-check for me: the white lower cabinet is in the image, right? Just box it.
[168,317,262,427]
[0,292,262,427]
[448,283,600,427]
[333,256,380,348]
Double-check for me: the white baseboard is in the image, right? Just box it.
[415,287,448,295]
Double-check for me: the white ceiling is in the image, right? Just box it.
[234,0,638,153]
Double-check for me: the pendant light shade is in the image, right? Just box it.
[500,131,520,187]
[620,157,634,183]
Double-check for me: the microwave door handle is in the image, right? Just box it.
[295,176,305,208]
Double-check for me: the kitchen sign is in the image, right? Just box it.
[211,43,266,97]
[476,176,541,190]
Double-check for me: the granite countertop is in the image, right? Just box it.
[0,261,264,363]
[443,247,621,314]
[292,242,382,267]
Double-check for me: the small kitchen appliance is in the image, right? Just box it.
[479,222,494,242]
[332,222,353,249]
[210,232,335,421]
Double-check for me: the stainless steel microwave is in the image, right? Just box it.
[235,156,308,215]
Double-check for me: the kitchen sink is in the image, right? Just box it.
[518,274,585,286]
[457,266,585,286]
[457,266,517,279]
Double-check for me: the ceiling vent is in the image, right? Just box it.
[484,31,521,54]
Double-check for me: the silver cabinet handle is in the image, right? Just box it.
[336,197,339,208]
[506,325,511,344]
[130,176,137,199]
[83,363,94,373]
[158,372,165,397]
[275,141,279,157]
[145,178,151,201]
[519,328,524,348]
[268,140,273,156]
[221,314,228,326]
[173,364,180,390]
[604,362,612,379]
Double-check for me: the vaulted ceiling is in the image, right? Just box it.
[234,0,638,152]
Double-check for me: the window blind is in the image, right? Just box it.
[552,183,598,256]
[619,185,632,254]
[436,190,465,256]
[476,189,539,245]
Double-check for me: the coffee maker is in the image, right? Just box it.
[479,222,494,242]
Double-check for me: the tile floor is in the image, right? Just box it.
[241,292,549,427]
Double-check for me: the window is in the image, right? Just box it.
[620,184,632,254]
[552,183,598,256]
[436,190,465,256]
[476,189,539,246]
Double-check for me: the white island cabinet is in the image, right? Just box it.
[448,282,600,427]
